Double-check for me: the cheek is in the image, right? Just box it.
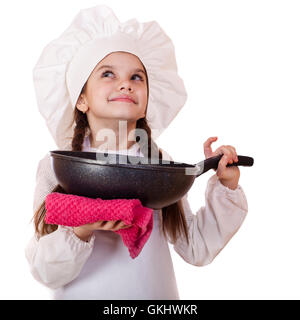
[137,87,148,105]
[90,83,111,101]
[141,95,148,108]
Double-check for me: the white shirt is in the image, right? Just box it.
[25,137,248,299]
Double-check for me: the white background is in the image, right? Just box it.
[0,0,299,299]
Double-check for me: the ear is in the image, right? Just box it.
[76,94,89,113]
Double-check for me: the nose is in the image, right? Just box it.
[118,80,132,92]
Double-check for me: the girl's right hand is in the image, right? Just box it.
[73,220,133,242]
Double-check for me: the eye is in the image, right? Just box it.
[132,74,143,81]
[101,70,144,81]
[102,71,114,78]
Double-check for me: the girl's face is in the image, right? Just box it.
[76,51,148,122]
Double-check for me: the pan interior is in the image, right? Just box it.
[51,150,195,168]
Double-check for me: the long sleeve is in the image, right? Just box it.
[25,153,95,289]
[172,174,248,266]
[160,148,248,266]
[32,153,57,214]
[25,226,95,289]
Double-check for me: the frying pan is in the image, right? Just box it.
[50,151,254,209]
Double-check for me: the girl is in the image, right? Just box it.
[26,5,248,299]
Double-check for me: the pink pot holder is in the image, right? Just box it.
[45,192,154,259]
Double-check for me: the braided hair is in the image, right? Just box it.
[34,91,189,245]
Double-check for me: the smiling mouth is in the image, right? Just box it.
[110,98,136,104]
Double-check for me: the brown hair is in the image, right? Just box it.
[34,74,189,245]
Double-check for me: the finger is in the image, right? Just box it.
[217,153,240,181]
[111,222,133,231]
[114,220,128,230]
[120,224,133,229]
[117,220,133,229]
[109,220,131,230]
[101,220,117,230]
[214,146,232,161]
[217,154,230,174]
[225,145,238,162]
[222,145,238,163]
[92,220,108,228]
[112,220,122,229]
[203,136,218,158]
[212,147,234,171]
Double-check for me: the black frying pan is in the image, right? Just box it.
[50,151,254,209]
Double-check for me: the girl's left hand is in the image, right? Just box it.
[203,136,240,190]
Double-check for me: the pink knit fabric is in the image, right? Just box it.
[45,193,153,259]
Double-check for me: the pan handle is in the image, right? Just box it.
[195,154,254,177]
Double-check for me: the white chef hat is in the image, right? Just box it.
[32,5,187,149]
